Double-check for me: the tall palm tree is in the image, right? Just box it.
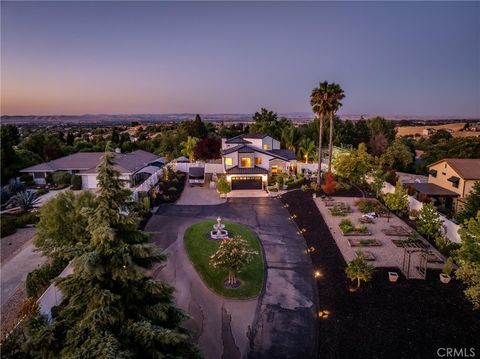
[327,83,345,173]
[281,126,298,153]
[310,81,330,185]
[298,138,316,164]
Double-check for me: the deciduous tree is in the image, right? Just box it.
[346,255,375,287]
[417,203,444,240]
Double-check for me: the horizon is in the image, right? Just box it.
[1,1,479,117]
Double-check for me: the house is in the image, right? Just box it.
[20,150,166,189]
[422,128,436,136]
[220,133,297,190]
[407,158,480,213]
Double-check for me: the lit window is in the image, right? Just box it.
[241,157,252,167]
[225,157,233,166]
[255,157,262,165]
[271,165,282,174]
[263,144,268,150]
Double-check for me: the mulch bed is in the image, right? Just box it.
[281,189,480,359]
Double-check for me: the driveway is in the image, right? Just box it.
[176,182,226,206]
[145,198,317,358]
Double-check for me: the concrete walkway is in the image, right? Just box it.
[146,198,317,358]
[176,183,226,206]
[1,240,45,307]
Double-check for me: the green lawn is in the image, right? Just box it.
[184,220,264,299]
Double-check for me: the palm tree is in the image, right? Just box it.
[298,138,316,164]
[310,81,330,185]
[327,83,345,173]
[281,126,297,153]
[180,136,199,162]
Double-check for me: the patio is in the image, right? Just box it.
[314,196,446,279]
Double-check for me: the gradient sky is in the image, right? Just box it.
[1,1,479,116]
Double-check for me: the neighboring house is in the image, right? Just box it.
[422,128,436,136]
[20,150,166,189]
[407,158,480,213]
[220,133,297,190]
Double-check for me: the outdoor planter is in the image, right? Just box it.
[348,238,381,247]
[342,231,372,236]
[388,272,399,283]
[439,273,451,284]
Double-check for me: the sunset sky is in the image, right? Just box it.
[1,1,479,117]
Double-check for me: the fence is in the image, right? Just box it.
[37,264,74,320]
[132,166,168,201]
[378,180,461,243]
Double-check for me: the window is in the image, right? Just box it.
[225,157,233,166]
[241,157,252,168]
[255,157,262,165]
[271,165,282,174]
[263,144,268,150]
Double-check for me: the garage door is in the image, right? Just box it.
[231,176,263,190]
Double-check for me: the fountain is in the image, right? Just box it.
[210,217,228,240]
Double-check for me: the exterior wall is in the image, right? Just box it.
[428,161,464,196]
[245,138,263,149]
[464,180,477,197]
[253,152,273,170]
[81,174,98,189]
[269,158,289,174]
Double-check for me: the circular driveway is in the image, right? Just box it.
[145,198,317,359]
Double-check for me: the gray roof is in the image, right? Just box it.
[222,144,296,161]
[225,166,269,175]
[269,149,297,160]
[406,183,459,197]
[21,150,161,175]
[243,133,269,139]
[224,133,269,144]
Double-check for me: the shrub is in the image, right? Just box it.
[36,188,49,196]
[8,190,40,211]
[142,196,151,212]
[7,179,26,195]
[1,216,17,237]
[435,236,460,257]
[171,177,179,184]
[442,257,454,276]
[26,259,67,298]
[301,184,308,192]
[167,187,177,192]
[355,199,385,214]
[52,171,72,186]
[15,212,39,228]
[276,175,285,188]
[339,219,354,233]
[310,182,319,192]
[321,172,336,194]
[70,175,82,190]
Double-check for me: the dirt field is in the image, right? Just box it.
[396,122,480,138]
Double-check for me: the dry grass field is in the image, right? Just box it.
[396,122,480,138]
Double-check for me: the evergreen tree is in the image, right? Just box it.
[25,143,199,358]
[457,181,480,223]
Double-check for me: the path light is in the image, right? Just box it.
[309,246,316,253]
[301,228,307,233]
[314,270,323,279]
[318,310,330,319]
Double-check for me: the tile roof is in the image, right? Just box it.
[406,182,459,197]
[429,158,480,180]
[225,166,269,175]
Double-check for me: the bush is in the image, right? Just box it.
[167,186,177,192]
[355,199,385,214]
[339,219,354,233]
[36,188,49,196]
[310,182,319,192]
[301,184,308,192]
[1,216,17,237]
[52,171,72,186]
[435,236,460,257]
[26,259,67,298]
[15,212,39,228]
[70,175,82,190]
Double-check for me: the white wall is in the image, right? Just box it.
[37,264,74,320]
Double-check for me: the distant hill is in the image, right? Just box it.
[1,113,478,126]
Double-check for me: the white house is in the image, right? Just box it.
[20,150,167,190]
[220,133,297,189]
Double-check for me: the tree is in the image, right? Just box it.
[326,83,345,173]
[193,137,221,161]
[417,203,444,241]
[368,133,389,156]
[8,190,40,212]
[369,168,387,197]
[366,116,396,143]
[298,138,316,164]
[209,235,258,286]
[311,82,330,185]
[250,108,286,139]
[34,190,97,262]
[217,176,231,198]
[345,255,375,287]
[281,125,298,153]
[430,129,453,143]
[383,181,409,218]
[25,143,199,358]
[1,124,21,184]
[321,172,337,195]
[457,181,480,223]
[66,132,75,146]
[180,136,199,162]
[455,211,480,309]
[333,143,372,184]
[380,139,414,171]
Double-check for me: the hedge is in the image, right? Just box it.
[26,259,67,298]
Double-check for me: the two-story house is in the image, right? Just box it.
[220,133,297,190]
[408,158,480,213]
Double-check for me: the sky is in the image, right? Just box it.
[1,1,479,117]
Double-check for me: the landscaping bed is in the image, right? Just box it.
[348,239,381,247]
[281,189,480,359]
[149,170,186,206]
[183,220,264,299]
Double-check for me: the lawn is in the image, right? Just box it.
[184,220,264,299]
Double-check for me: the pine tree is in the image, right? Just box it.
[25,143,199,358]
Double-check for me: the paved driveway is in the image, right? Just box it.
[146,198,317,359]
